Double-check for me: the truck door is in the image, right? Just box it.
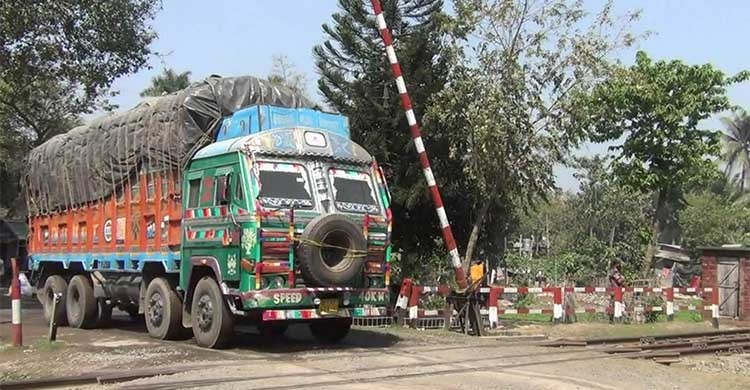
[182,165,243,286]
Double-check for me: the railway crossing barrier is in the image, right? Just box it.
[391,280,720,330]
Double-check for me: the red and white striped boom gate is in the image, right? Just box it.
[370,0,468,290]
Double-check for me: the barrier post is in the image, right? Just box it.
[488,287,502,329]
[665,288,674,322]
[613,287,624,323]
[711,287,720,329]
[395,278,413,311]
[11,257,22,347]
[552,287,563,324]
[407,285,421,328]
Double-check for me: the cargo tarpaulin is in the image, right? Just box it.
[25,75,312,215]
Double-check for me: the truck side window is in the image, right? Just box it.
[215,175,229,205]
[187,179,201,208]
[235,176,243,201]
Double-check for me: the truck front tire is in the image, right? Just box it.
[145,277,184,340]
[66,275,98,329]
[191,276,234,348]
[39,275,68,326]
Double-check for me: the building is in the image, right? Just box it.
[700,246,750,321]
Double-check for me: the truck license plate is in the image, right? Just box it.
[318,299,339,315]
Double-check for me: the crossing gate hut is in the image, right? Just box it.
[701,247,750,321]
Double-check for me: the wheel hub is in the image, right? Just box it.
[148,292,164,327]
[196,294,214,331]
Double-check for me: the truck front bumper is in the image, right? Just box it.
[236,287,390,321]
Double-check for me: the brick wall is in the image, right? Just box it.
[701,256,717,321]
[741,258,750,321]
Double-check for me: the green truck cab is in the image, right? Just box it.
[180,127,392,347]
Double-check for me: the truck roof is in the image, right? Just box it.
[193,127,373,165]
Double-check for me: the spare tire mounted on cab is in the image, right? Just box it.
[297,214,366,286]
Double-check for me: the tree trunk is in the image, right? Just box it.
[643,190,665,275]
[463,201,491,273]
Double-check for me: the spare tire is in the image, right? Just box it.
[297,214,366,286]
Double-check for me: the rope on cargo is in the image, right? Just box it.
[292,237,370,257]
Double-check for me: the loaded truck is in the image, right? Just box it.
[25,76,392,348]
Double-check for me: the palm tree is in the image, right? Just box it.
[721,109,750,192]
[140,68,191,97]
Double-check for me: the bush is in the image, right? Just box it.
[643,294,664,323]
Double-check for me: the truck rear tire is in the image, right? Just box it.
[66,275,98,329]
[309,318,352,343]
[39,275,68,326]
[191,277,234,348]
[145,277,184,340]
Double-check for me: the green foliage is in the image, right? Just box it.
[140,68,192,97]
[315,0,461,276]
[642,294,664,323]
[514,293,536,309]
[425,0,642,269]
[679,191,750,250]
[721,109,750,192]
[0,0,160,210]
[575,51,747,199]
[513,156,651,284]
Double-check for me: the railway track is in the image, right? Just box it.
[542,328,750,362]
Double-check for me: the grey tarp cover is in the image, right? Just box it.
[25,75,312,215]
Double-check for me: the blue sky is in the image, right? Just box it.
[108,0,750,191]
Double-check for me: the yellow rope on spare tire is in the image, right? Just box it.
[293,237,369,257]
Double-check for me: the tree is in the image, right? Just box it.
[426,0,642,271]
[574,51,748,268]
[0,0,160,210]
[515,156,651,283]
[268,55,309,100]
[721,109,750,192]
[679,191,750,250]
[140,68,192,97]
[315,0,460,281]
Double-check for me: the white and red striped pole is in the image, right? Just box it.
[370,0,468,289]
[10,257,22,347]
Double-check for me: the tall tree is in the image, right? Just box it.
[140,68,192,97]
[426,0,642,271]
[721,109,750,192]
[314,0,458,281]
[268,55,309,100]
[0,0,160,210]
[573,51,748,268]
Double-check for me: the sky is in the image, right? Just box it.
[107,0,750,192]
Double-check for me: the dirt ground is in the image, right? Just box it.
[1,302,749,389]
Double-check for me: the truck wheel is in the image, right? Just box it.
[39,275,68,326]
[145,277,184,340]
[191,277,234,348]
[309,318,352,343]
[298,214,367,286]
[66,275,98,329]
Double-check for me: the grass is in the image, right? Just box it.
[32,339,65,352]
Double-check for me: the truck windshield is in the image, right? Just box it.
[257,162,313,209]
[328,168,379,214]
